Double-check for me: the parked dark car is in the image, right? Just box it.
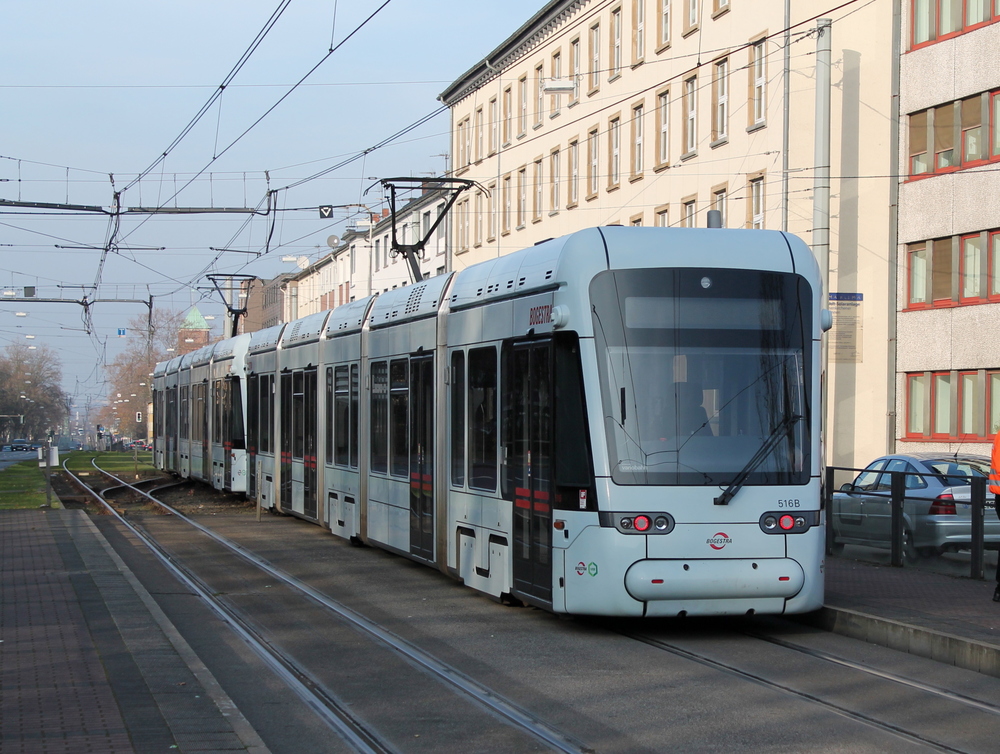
[831,452,1000,560]
[10,439,31,451]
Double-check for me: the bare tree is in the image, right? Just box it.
[0,344,70,441]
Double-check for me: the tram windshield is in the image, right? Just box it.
[590,267,811,487]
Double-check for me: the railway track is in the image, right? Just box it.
[63,457,591,754]
[61,456,1000,753]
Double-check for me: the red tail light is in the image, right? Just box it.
[928,494,956,515]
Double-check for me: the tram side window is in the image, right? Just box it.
[213,380,224,444]
[451,351,465,486]
[371,361,388,473]
[554,334,593,489]
[191,383,204,444]
[390,359,409,477]
[468,347,498,491]
[292,371,305,460]
[229,377,245,449]
[304,369,317,462]
[180,385,190,440]
[350,364,359,468]
[258,374,273,455]
[330,365,349,466]
[248,376,259,452]
[326,368,334,464]
[281,373,292,459]
[166,387,177,438]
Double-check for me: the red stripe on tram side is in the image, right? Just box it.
[516,487,531,499]
[515,499,531,510]
[533,489,550,501]
[533,502,551,513]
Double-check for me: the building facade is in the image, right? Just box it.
[897,1,1000,455]
[440,0,896,468]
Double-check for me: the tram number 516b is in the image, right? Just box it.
[777,499,801,508]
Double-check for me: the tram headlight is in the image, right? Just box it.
[794,516,806,528]
[633,515,652,532]
[620,517,634,529]
[654,516,669,531]
[763,515,777,530]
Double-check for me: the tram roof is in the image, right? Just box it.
[247,323,286,354]
[368,273,452,329]
[279,310,331,347]
[325,295,375,337]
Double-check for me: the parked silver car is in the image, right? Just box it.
[831,452,1000,560]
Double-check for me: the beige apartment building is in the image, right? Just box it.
[440,0,896,468]
[897,1,1000,456]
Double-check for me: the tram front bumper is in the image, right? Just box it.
[624,558,805,602]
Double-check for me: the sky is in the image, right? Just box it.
[0,0,545,417]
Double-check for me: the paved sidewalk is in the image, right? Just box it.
[0,509,268,754]
[811,555,1000,677]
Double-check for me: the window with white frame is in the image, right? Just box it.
[570,38,581,103]
[682,199,695,227]
[551,51,563,115]
[632,103,644,176]
[751,40,766,126]
[475,107,483,161]
[502,175,511,234]
[535,65,544,126]
[749,175,764,228]
[683,76,697,154]
[609,117,621,187]
[655,206,669,226]
[590,23,601,91]
[518,76,528,137]
[550,149,561,212]
[488,181,497,240]
[588,127,600,196]
[712,57,728,142]
[634,0,646,62]
[569,139,579,205]
[712,186,727,227]
[657,89,670,166]
[611,7,623,78]
[474,192,483,247]
[533,159,543,221]
[374,238,381,271]
[517,168,526,227]
[503,86,512,145]
[687,0,698,30]
[660,0,671,46]
[489,97,498,154]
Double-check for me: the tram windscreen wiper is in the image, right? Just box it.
[713,413,803,506]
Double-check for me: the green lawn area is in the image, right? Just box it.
[0,450,157,510]
[0,458,55,509]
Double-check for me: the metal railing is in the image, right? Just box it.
[824,466,990,579]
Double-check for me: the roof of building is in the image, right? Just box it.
[180,305,211,331]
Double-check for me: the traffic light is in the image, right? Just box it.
[97,424,103,439]
[136,411,142,423]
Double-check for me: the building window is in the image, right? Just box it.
[655,206,669,226]
[751,40,766,127]
[590,23,601,92]
[503,86,512,145]
[474,107,483,162]
[550,149,561,212]
[374,238,380,271]
[912,0,995,49]
[908,92,995,177]
[685,0,699,33]
[518,76,528,137]
[588,127,600,197]
[609,116,621,187]
[904,370,1000,440]
[657,89,670,167]
[904,231,1000,309]
[551,51,563,115]
[659,0,671,47]
[533,159,543,221]
[487,181,497,240]
[634,0,646,63]
[489,97,498,155]
[749,175,764,228]
[712,186,727,227]
[631,103,644,177]
[681,199,696,227]
[712,57,729,142]
[502,175,511,235]
[517,168,526,228]
[611,7,623,78]
[456,117,470,168]
[474,192,483,247]
[570,37,581,103]
[535,64,545,126]
[683,76,697,154]
[568,139,580,206]
[714,0,730,15]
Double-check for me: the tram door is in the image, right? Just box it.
[409,355,434,560]
[505,340,553,604]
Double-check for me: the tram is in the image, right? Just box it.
[154,226,828,617]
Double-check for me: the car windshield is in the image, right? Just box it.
[590,267,812,486]
[922,458,990,486]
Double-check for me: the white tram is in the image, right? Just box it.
[154,226,827,617]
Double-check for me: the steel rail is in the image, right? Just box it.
[63,458,394,754]
[87,458,589,754]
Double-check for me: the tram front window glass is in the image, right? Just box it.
[590,267,811,486]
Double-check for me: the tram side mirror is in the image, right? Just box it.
[821,309,833,332]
